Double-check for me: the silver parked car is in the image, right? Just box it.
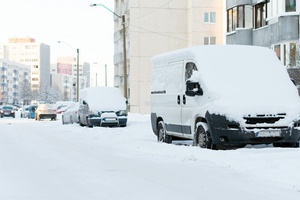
[62,102,80,124]
[35,104,57,121]
[20,105,30,118]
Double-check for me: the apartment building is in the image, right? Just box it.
[114,0,224,114]
[0,58,31,105]
[7,37,50,91]
[50,56,90,101]
[226,0,299,67]
[51,73,87,102]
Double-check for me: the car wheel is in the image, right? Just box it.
[195,124,216,149]
[157,121,172,144]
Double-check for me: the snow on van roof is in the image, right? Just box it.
[152,45,300,122]
[80,87,126,111]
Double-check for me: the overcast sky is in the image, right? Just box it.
[0,0,114,66]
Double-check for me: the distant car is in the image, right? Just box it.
[35,104,57,121]
[56,105,69,114]
[0,105,15,118]
[78,87,128,127]
[28,105,38,119]
[20,105,30,118]
[62,102,80,125]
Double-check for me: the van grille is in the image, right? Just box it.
[243,113,285,124]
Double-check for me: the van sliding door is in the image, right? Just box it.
[158,61,184,134]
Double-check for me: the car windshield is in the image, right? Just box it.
[2,106,13,110]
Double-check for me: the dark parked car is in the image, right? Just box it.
[0,105,15,118]
[78,87,128,127]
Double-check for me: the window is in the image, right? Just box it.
[237,6,244,28]
[204,37,216,45]
[274,45,281,60]
[286,0,296,12]
[254,1,269,29]
[185,63,197,81]
[204,12,216,23]
[232,7,237,30]
[290,43,296,67]
[210,37,216,45]
[283,44,286,66]
[227,5,252,32]
[227,9,232,32]
[204,37,209,45]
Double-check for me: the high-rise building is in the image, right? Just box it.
[7,37,50,91]
[114,0,224,114]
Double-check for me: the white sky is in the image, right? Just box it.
[0,0,114,67]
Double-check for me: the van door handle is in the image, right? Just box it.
[183,95,186,105]
[177,95,180,105]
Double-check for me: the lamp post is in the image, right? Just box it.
[90,3,127,99]
[57,41,80,102]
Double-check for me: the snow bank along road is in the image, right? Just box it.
[0,113,300,200]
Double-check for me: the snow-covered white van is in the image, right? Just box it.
[78,87,128,127]
[150,45,300,149]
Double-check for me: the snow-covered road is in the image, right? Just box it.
[0,114,299,200]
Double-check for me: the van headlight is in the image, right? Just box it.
[116,110,127,116]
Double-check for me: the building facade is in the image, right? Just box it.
[7,37,50,91]
[50,56,90,102]
[114,0,224,114]
[51,73,87,102]
[0,58,31,105]
[56,56,91,88]
[226,0,299,67]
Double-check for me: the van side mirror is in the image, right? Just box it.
[185,81,203,97]
[83,100,87,105]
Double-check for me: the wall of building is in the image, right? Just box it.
[114,0,224,114]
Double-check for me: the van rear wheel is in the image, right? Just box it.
[157,121,172,144]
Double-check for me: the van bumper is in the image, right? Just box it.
[206,113,300,147]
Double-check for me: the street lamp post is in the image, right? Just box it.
[90,3,127,99]
[57,41,80,102]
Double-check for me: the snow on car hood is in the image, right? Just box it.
[81,87,126,111]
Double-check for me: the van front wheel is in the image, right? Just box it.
[157,121,172,144]
[195,124,214,149]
